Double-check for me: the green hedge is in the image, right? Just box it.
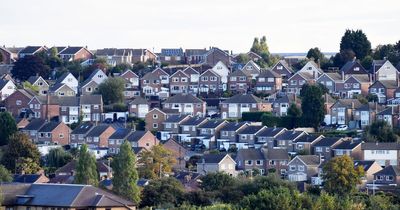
[241,112,271,122]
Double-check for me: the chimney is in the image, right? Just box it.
[351,102,354,110]
[353,57,357,62]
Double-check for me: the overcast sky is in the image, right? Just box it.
[1,0,399,53]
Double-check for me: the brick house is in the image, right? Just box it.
[287,72,315,95]
[85,125,116,148]
[264,148,290,177]
[184,48,207,64]
[332,139,362,160]
[49,83,76,97]
[27,76,49,96]
[145,108,179,131]
[199,69,223,93]
[4,89,35,117]
[162,94,206,116]
[0,46,14,64]
[28,96,60,121]
[255,70,282,94]
[59,97,80,125]
[131,49,157,63]
[341,60,369,75]
[330,99,362,125]
[270,60,294,80]
[312,137,344,161]
[80,95,103,122]
[58,46,93,62]
[287,155,321,182]
[220,94,271,119]
[128,97,149,118]
[241,60,261,80]
[316,72,343,94]
[228,70,251,93]
[338,74,371,98]
[141,68,170,97]
[183,67,200,94]
[369,80,398,104]
[37,122,71,145]
[202,47,232,68]
[169,70,190,94]
[70,122,95,146]
[128,130,159,150]
[236,148,266,175]
[163,138,190,170]
[197,153,236,176]
[21,119,46,140]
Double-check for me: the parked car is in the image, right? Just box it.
[117,117,126,123]
[104,118,113,124]
[336,125,348,131]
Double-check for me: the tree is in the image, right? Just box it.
[1,133,41,173]
[322,155,364,196]
[46,47,63,69]
[140,177,185,207]
[240,187,300,210]
[46,147,73,168]
[339,29,372,61]
[74,144,98,186]
[0,112,17,146]
[235,53,251,64]
[365,121,398,142]
[0,165,12,182]
[97,77,125,105]
[300,84,325,129]
[250,36,273,67]
[201,172,236,191]
[287,103,302,118]
[306,47,325,64]
[138,144,176,179]
[112,141,141,204]
[11,55,51,80]
[373,44,400,65]
[16,157,41,174]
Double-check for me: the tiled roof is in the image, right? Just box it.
[80,95,102,104]
[22,119,46,131]
[313,137,342,147]
[86,125,111,137]
[127,131,147,142]
[238,126,265,135]
[109,128,132,140]
[333,139,361,150]
[59,46,86,55]
[200,153,230,164]
[38,122,61,132]
[198,120,226,129]
[258,69,281,78]
[294,134,322,143]
[237,148,264,160]
[180,117,208,126]
[297,155,321,166]
[129,96,148,105]
[263,148,289,160]
[374,165,400,176]
[164,115,190,123]
[354,160,380,171]
[257,127,286,137]
[71,122,94,134]
[276,130,304,140]
[220,122,248,131]
[222,94,264,104]
[361,142,400,150]
[163,94,203,104]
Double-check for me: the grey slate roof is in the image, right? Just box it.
[374,165,400,176]
[127,131,147,142]
[49,83,66,92]
[86,125,111,137]
[333,99,363,109]
[276,130,305,140]
[180,117,208,126]
[258,69,281,78]
[324,73,343,81]
[0,80,8,89]
[27,76,41,84]
[19,46,44,54]
[38,122,61,132]
[201,153,230,164]
[377,107,394,115]
[294,134,322,143]
[238,126,265,135]
[354,160,381,171]
[59,46,86,55]
[163,94,203,104]
[229,70,248,77]
[71,122,94,134]
[257,127,286,137]
[263,148,289,160]
[297,155,321,165]
[164,115,189,123]
[13,174,44,183]
[23,119,46,131]
[80,95,102,104]
[58,97,80,106]
[313,137,342,147]
[340,61,367,73]
[198,120,226,129]
[377,80,398,89]
[109,128,132,140]
[221,94,265,104]
[220,122,248,131]
[129,96,148,105]
[333,139,362,150]
[361,142,400,150]
[237,148,264,160]
[55,72,72,84]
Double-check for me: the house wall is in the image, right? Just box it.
[145,110,167,131]
[136,131,159,150]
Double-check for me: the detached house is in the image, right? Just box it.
[197,153,236,176]
[220,94,271,119]
[317,72,343,94]
[341,60,368,75]
[18,46,47,58]
[339,74,371,98]
[373,60,399,81]
[169,70,190,94]
[297,61,323,79]
[58,46,93,62]
[0,79,16,101]
[128,97,149,118]
[203,47,232,68]
[270,60,294,80]
[27,76,49,96]
[162,94,206,116]
[361,142,400,167]
[287,72,315,95]
[369,80,398,104]
[241,60,261,80]
[255,70,282,94]
[55,72,79,93]
[287,155,321,182]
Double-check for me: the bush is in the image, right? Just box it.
[241,112,270,122]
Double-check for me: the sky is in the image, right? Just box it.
[1,0,399,53]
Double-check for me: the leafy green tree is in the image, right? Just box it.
[74,144,98,186]
[250,36,273,67]
[97,77,125,105]
[306,47,325,64]
[365,121,398,142]
[287,103,302,118]
[46,47,63,69]
[138,144,176,179]
[1,133,41,173]
[240,187,299,210]
[235,53,251,64]
[111,63,131,74]
[46,147,73,168]
[300,84,325,129]
[0,112,17,146]
[312,192,336,210]
[112,141,141,204]
[322,155,364,196]
[140,177,185,207]
[11,55,51,80]
[0,165,12,182]
[339,29,372,61]
[201,172,236,191]
[22,81,40,93]
[16,157,41,174]
[361,55,373,70]
[369,194,399,210]
[373,44,400,65]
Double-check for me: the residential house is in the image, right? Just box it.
[220,94,271,119]
[297,61,323,79]
[70,122,94,146]
[80,95,103,122]
[244,51,262,62]
[183,67,200,94]
[86,69,107,84]
[270,60,294,80]
[237,125,266,146]
[163,115,191,134]
[197,120,228,148]
[127,130,159,150]
[255,70,282,94]
[316,72,343,94]
[274,130,306,150]
[339,74,371,98]
[353,102,382,128]
[49,83,76,97]
[292,134,324,154]
[54,160,111,180]
[312,137,343,161]
[373,165,400,187]
[95,48,133,64]
[1,183,135,210]
[128,97,149,118]
[80,80,99,96]
[330,99,362,125]
[272,95,298,117]
[28,95,60,120]
[169,70,190,94]
[369,80,398,104]
[228,70,251,93]
[120,69,140,97]
[85,125,116,148]
[196,153,236,176]
[108,128,133,154]
[159,48,184,64]
[264,148,290,176]
[0,46,14,64]
[179,116,208,140]
[373,60,399,81]
[241,60,261,80]
[361,142,400,167]
[256,127,287,147]
[163,138,191,170]
[58,46,93,62]
[354,160,382,185]
[287,72,315,95]
[37,121,71,145]
[18,46,47,58]
[199,69,223,93]
[162,93,206,116]
[202,47,232,68]
[132,48,156,63]
[4,89,35,117]
[236,148,266,175]
[12,174,49,184]
[21,119,46,140]
[59,97,80,124]
[287,155,321,182]
[141,68,170,98]
[184,48,207,64]
[0,79,16,101]
[341,60,369,75]
[26,76,49,96]
[332,139,362,159]
[55,72,79,93]
[145,108,169,131]
[218,122,249,149]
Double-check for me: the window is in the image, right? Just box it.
[202,76,208,81]
[181,78,187,82]
[316,147,322,152]
[245,160,253,165]
[165,123,171,129]
[59,133,64,138]
[153,123,158,128]
[354,67,360,71]
[61,106,67,111]
[109,139,115,144]
[231,77,237,82]
[172,77,179,82]
[267,77,274,82]
[165,56,171,61]
[298,165,305,171]
[386,176,394,181]
[153,114,158,119]
[277,66,283,70]
[289,165,296,171]
[269,160,275,165]
[239,76,246,81]
[210,76,217,81]
[93,137,99,142]
[353,83,360,89]
[290,80,297,85]
[376,175,384,181]
[258,77,265,82]
[325,148,330,152]
[16,100,22,105]
[183,126,189,131]
[94,105,99,109]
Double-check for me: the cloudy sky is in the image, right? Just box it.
[1,0,399,53]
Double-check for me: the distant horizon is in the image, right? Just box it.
[1,0,399,53]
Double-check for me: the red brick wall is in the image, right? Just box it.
[138,131,159,150]
[51,123,71,145]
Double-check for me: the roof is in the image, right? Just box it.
[374,80,398,89]
[340,60,367,73]
[229,70,248,77]
[59,47,87,55]
[323,73,342,81]
[185,49,207,56]
[220,122,248,131]
[237,148,264,160]
[276,130,305,140]
[129,96,148,105]
[180,116,208,126]
[71,122,94,134]
[127,131,147,142]
[333,139,362,150]
[164,115,189,123]
[257,127,286,137]
[350,74,370,83]
[58,97,80,106]
[0,79,9,90]
[377,107,395,116]
[56,160,111,174]
[56,72,73,84]
[198,120,226,129]
[258,69,281,78]
[38,122,61,132]
[109,128,132,140]
[374,165,400,176]
[313,137,342,147]
[13,174,44,183]
[296,155,321,166]
[163,94,203,104]
[294,134,322,143]
[222,94,265,104]
[10,183,134,207]
[80,95,102,104]
[22,119,46,131]
[238,126,265,135]
[27,76,43,84]
[361,142,400,150]
[201,153,230,164]
[183,67,199,75]
[19,46,45,54]
[354,160,380,171]
[355,102,383,112]
[161,48,183,56]
[263,148,289,160]
[86,125,112,137]
[49,83,68,92]
[333,99,363,109]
